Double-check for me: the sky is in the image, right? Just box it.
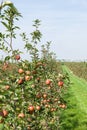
[0,0,87,61]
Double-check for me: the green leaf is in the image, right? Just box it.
[25,43,33,50]
[12,26,20,30]
[0,123,4,130]
[10,4,22,17]
[1,22,10,30]
[0,33,2,38]
[5,56,10,61]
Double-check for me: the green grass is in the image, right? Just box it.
[60,65,87,130]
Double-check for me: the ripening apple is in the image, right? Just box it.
[25,75,31,81]
[2,110,8,117]
[18,113,25,118]
[36,106,41,111]
[58,81,64,87]
[5,85,10,90]
[15,54,20,60]
[59,104,66,109]
[18,78,23,85]
[18,68,24,74]
[45,79,51,85]
[28,105,35,114]
[43,93,47,99]
[25,70,31,75]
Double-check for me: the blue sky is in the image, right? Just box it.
[1,0,87,60]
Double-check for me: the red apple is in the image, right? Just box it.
[45,79,51,85]
[28,105,35,113]
[18,68,24,74]
[18,78,23,85]
[15,54,20,60]
[58,81,64,87]
[2,110,8,117]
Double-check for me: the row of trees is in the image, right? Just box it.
[0,1,69,129]
[0,1,56,63]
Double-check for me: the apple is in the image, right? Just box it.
[2,110,8,117]
[18,78,23,85]
[47,99,51,103]
[18,113,25,118]
[27,126,31,130]
[28,106,35,113]
[25,75,31,81]
[31,84,35,88]
[48,86,51,90]
[59,104,66,109]
[45,104,50,108]
[58,81,64,87]
[54,98,58,102]
[15,54,20,60]
[43,93,47,99]
[50,108,56,112]
[42,99,47,104]
[61,104,66,108]
[45,79,51,85]
[36,106,41,111]
[5,85,10,90]
[18,68,24,74]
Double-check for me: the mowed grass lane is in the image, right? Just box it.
[64,65,87,113]
[60,65,87,130]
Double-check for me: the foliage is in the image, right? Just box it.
[0,1,70,130]
[65,62,87,81]
[0,1,22,61]
[21,19,42,63]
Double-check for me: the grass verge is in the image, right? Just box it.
[59,65,87,130]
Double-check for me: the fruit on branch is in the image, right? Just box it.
[18,113,25,118]
[18,78,24,85]
[25,70,31,75]
[43,93,48,99]
[28,106,35,114]
[15,54,20,60]
[45,79,51,85]
[2,110,8,117]
[18,68,24,74]
[36,105,41,111]
[5,85,10,90]
[58,81,64,87]
[25,75,31,81]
